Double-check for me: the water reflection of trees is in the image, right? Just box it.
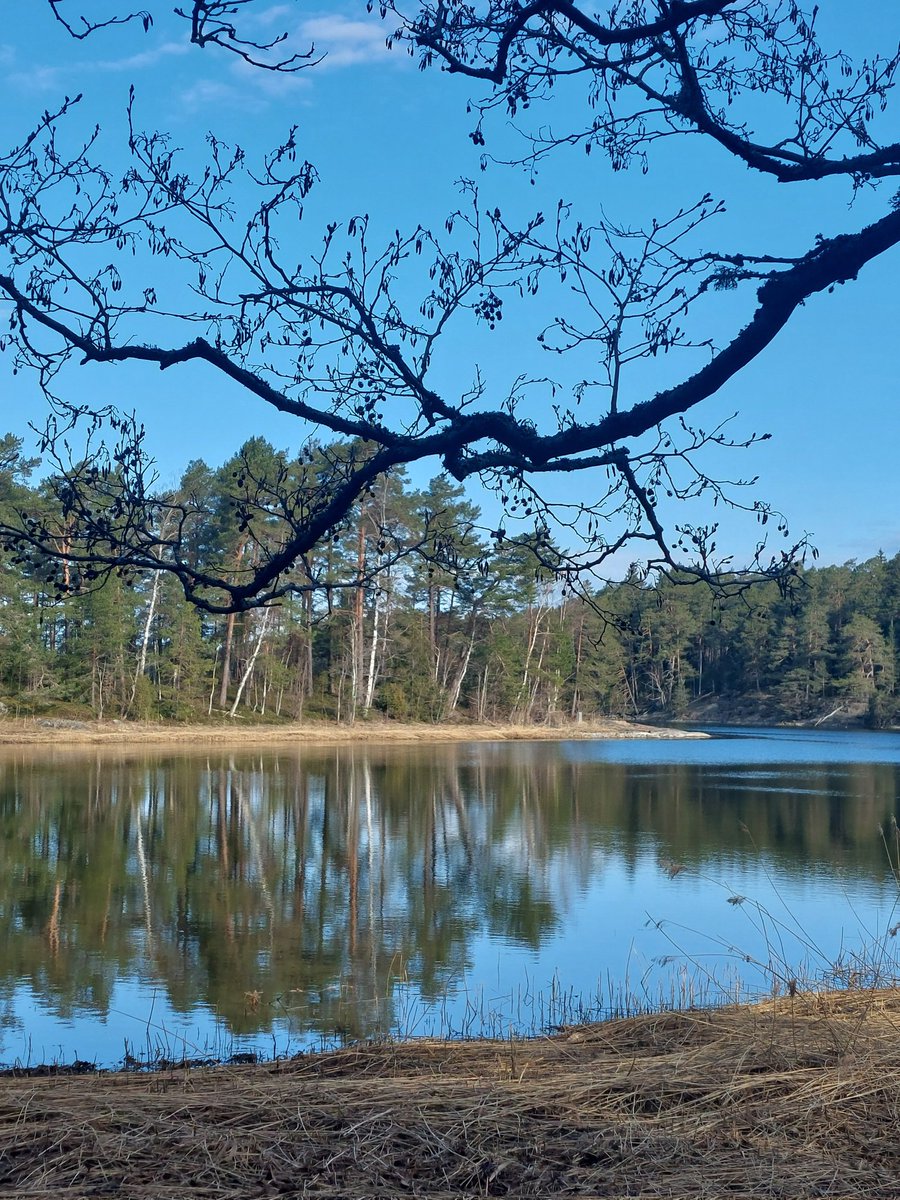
[0,745,897,1042]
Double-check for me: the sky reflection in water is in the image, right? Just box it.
[1,726,899,1066]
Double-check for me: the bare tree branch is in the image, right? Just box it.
[46,1,318,71]
[3,4,898,608]
[392,1,900,184]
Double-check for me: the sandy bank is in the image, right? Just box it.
[2,987,898,1197]
[0,716,708,749]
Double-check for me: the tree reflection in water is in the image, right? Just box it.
[0,740,898,1054]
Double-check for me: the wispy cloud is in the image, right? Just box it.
[95,41,190,72]
[178,78,251,113]
[174,10,398,112]
[7,10,399,107]
[297,14,401,71]
[178,62,311,114]
[8,64,65,93]
[6,39,189,94]
[230,56,313,99]
[252,4,295,28]
[231,10,400,73]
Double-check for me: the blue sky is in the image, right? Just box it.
[1,3,898,569]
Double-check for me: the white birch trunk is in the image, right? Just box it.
[363,587,381,712]
[229,607,272,717]
[515,598,547,717]
[443,628,476,718]
[133,568,162,696]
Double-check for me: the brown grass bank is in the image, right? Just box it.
[3,988,900,1197]
[0,716,708,749]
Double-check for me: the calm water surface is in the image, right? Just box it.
[2,726,899,1066]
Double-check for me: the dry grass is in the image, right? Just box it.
[4,988,900,1197]
[0,716,707,751]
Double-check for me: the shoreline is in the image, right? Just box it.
[0,715,709,749]
[3,987,899,1196]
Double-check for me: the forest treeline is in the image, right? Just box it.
[0,433,897,727]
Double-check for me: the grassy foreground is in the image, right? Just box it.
[0,715,707,748]
[3,988,900,1197]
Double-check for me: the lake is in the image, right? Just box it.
[2,726,900,1067]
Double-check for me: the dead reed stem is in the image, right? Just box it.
[4,988,900,1197]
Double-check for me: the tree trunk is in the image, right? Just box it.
[350,516,367,722]
[443,623,477,718]
[229,607,271,717]
[363,586,381,712]
[129,567,162,713]
[218,612,235,708]
[570,609,585,719]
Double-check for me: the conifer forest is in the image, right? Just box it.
[0,431,896,728]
